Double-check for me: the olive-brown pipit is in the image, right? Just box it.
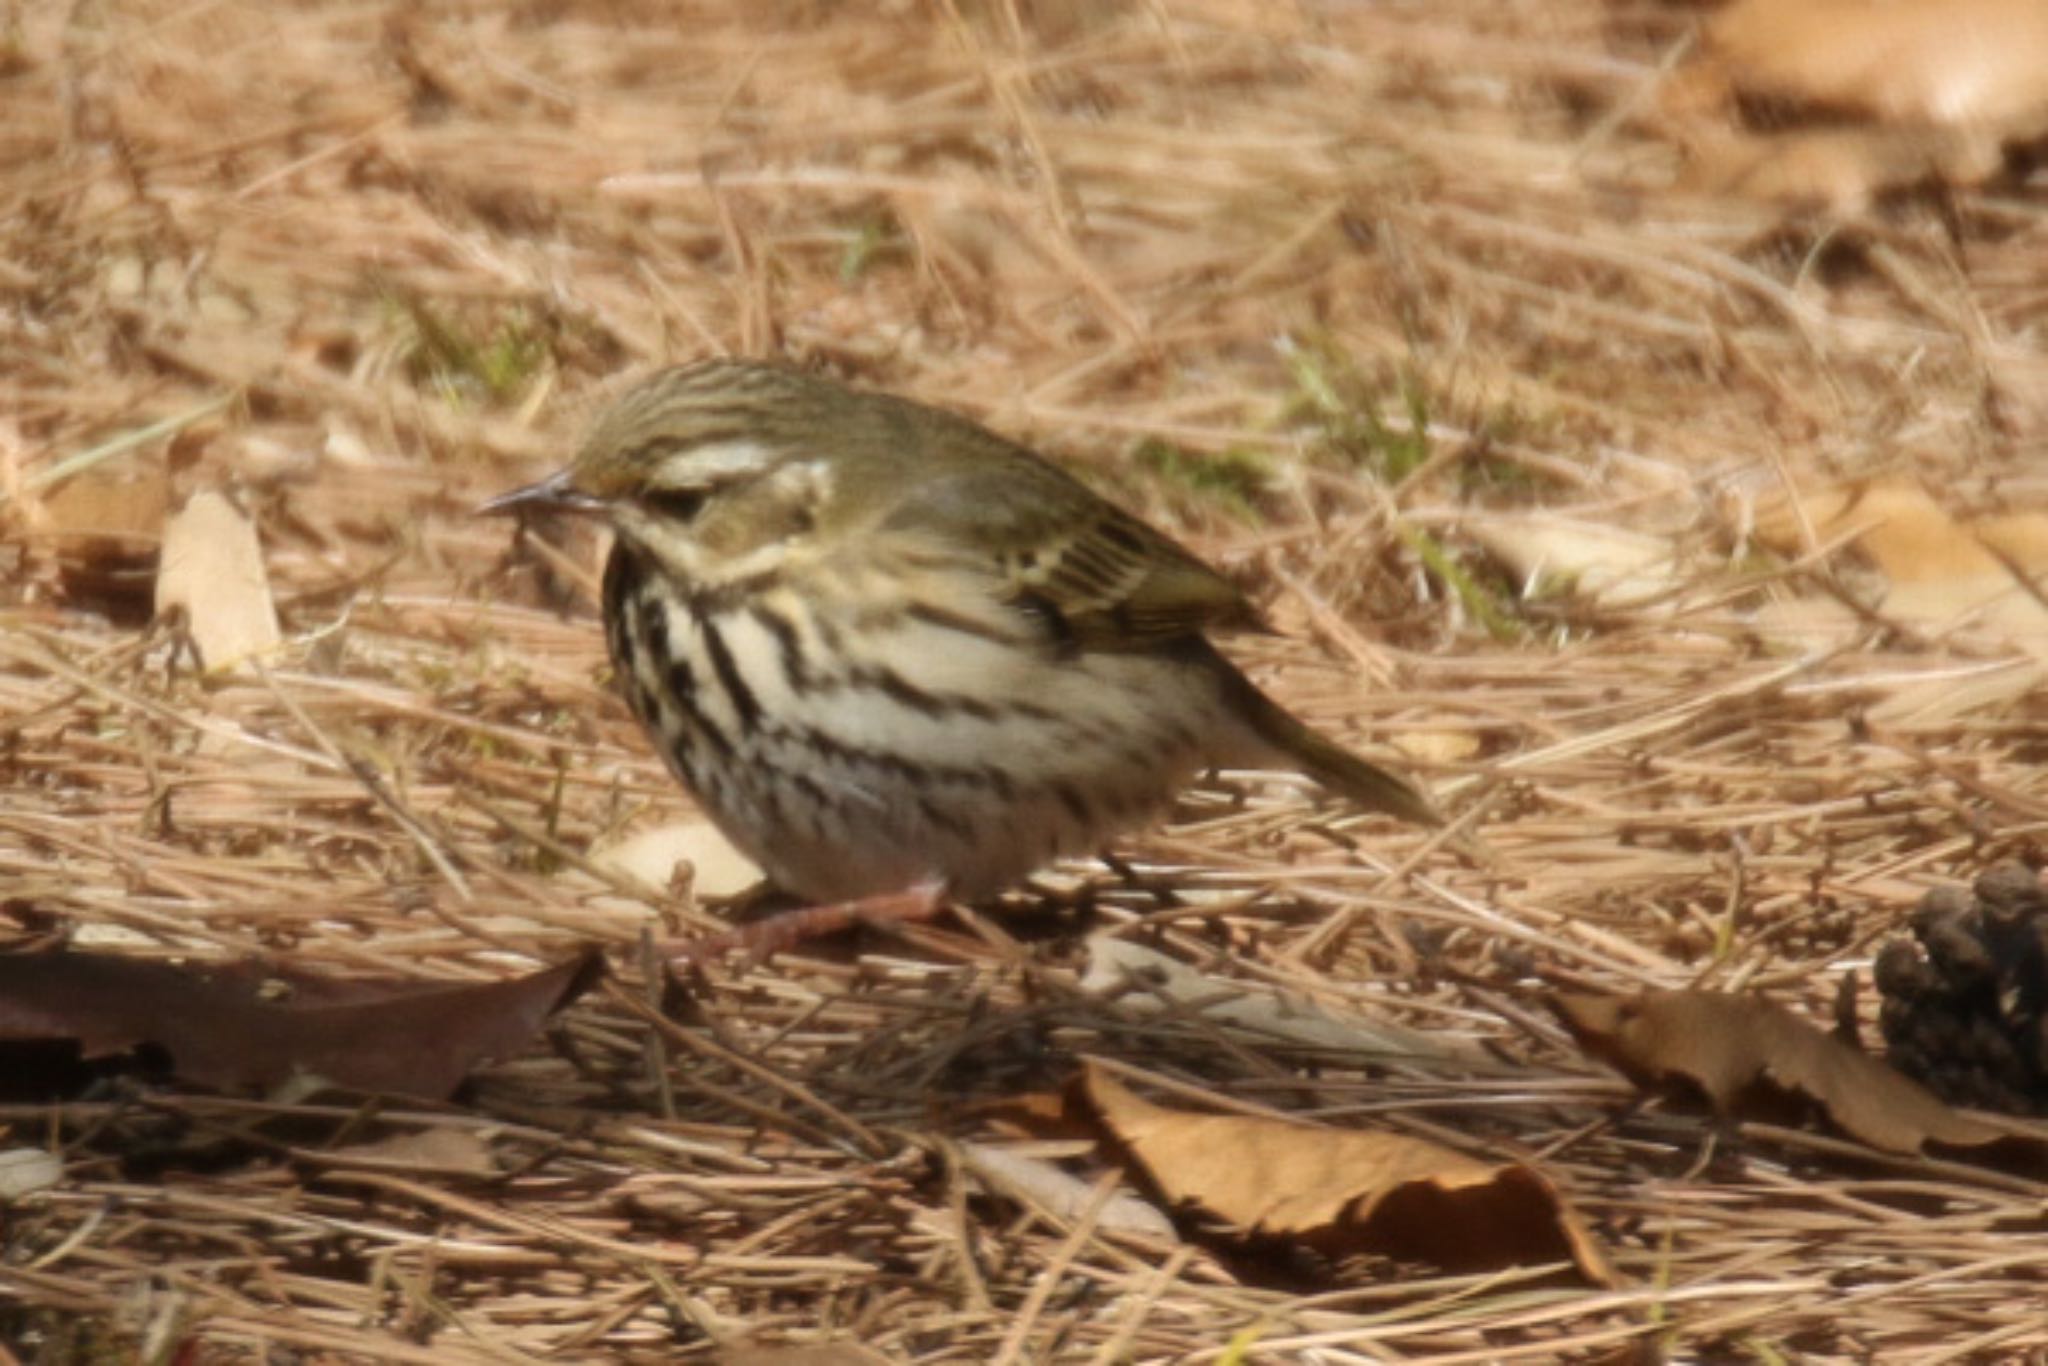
[486,360,1435,945]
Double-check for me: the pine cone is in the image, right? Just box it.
[1876,862,2048,1116]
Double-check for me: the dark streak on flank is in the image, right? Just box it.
[826,663,1062,724]
[749,602,811,690]
[792,722,1003,791]
[754,735,837,828]
[867,665,980,720]
[779,765,835,817]
[640,599,666,654]
[699,617,763,732]
[601,551,638,666]
[662,655,735,759]
[812,605,847,654]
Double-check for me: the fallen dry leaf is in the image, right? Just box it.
[1785,481,2019,584]
[1075,1062,1615,1284]
[1975,512,2048,579]
[1552,988,2015,1155]
[17,468,169,619]
[1466,514,1684,609]
[31,468,169,544]
[0,947,602,1099]
[1749,478,2048,645]
[1706,0,2048,134]
[155,489,282,673]
[1677,124,1974,213]
[591,817,765,900]
[1389,727,1482,765]
[1659,0,2048,207]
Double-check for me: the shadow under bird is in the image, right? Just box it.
[484,359,1436,948]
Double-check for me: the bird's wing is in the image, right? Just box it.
[878,458,1263,651]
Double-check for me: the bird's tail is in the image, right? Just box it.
[1223,670,1440,828]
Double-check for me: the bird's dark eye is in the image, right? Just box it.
[643,487,707,522]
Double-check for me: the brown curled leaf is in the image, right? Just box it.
[1553,988,2020,1156]
[0,946,603,1100]
[1074,1061,1616,1285]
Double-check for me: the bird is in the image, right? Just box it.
[484,359,1436,949]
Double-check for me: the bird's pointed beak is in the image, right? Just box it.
[477,468,609,518]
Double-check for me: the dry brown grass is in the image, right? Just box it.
[3,0,2046,1361]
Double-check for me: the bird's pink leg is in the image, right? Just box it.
[661,879,948,964]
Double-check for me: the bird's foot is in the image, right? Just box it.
[659,879,948,964]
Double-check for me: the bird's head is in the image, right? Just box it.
[481,360,861,571]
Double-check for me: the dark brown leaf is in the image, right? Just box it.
[0,947,603,1099]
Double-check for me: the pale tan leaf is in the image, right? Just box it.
[1466,514,1681,608]
[591,818,765,900]
[1707,0,2048,133]
[1792,480,2006,584]
[1751,479,2048,643]
[1974,512,2048,577]
[154,490,281,675]
[1389,728,1482,765]
[1679,125,1977,211]
[33,470,168,544]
